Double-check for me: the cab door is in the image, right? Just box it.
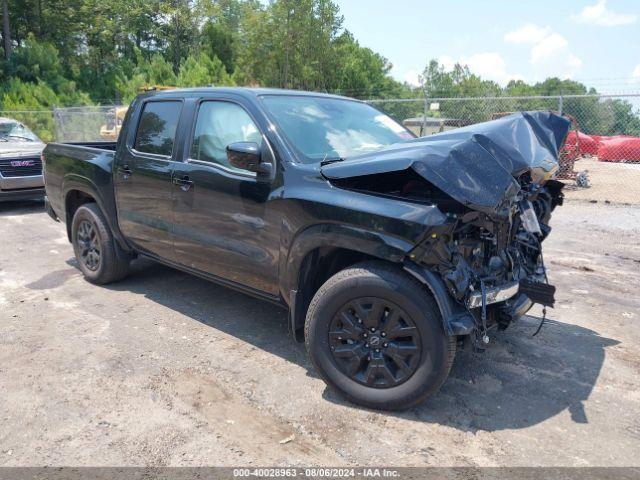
[170,98,281,296]
[113,99,184,260]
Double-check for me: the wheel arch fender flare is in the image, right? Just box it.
[283,223,414,341]
[62,175,132,256]
[283,223,414,297]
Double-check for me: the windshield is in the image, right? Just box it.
[261,95,413,163]
[0,121,40,142]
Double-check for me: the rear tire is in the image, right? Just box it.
[71,203,130,284]
[305,261,455,411]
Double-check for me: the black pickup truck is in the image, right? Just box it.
[43,88,569,410]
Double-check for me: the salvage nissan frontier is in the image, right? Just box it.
[43,88,569,410]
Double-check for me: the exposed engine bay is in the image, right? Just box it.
[410,173,563,333]
[323,111,572,340]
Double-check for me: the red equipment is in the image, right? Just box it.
[598,136,640,163]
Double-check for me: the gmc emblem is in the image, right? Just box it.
[10,160,35,167]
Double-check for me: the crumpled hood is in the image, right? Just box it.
[0,141,45,158]
[322,111,571,217]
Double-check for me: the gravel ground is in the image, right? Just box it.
[563,158,640,205]
[0,199,638,467]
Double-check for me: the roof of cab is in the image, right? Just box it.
[144,86,356,101]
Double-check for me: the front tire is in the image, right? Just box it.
[305,261,455,410]
[71,203,130,284]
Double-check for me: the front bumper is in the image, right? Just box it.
[0,173,45,202]
[466,281,520,309]
[0,173,44,191]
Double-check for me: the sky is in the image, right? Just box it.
[333,0,640,92]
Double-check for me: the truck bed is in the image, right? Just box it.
[43,141,118,228]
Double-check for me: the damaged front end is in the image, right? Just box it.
[408,173,564,339]
[323,111,571,341]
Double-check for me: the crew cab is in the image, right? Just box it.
[43,88,569,410]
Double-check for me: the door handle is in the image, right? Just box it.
[120,165,132,180]
[172,175,193,192]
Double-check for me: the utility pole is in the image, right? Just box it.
[2,0,11,60]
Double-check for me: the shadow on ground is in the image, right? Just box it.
[50,255,618,433]
[0,199,44,216]
[405,314,618,432]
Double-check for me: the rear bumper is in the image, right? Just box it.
[0,187,45,202]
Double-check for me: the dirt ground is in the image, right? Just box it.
[0,198,639,467]
[564,158,640,205]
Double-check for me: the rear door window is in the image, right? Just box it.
[134,101,182,157]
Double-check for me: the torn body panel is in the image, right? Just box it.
[323,112,570,337]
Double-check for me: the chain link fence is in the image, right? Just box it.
[2,94,639,205]
[53,106,123,142]
[370,94,640,205]
[0,106,122,143]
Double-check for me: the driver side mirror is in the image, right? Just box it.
[226,142,273,176]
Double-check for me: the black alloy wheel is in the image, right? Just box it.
[328,297,421,388]
[305,261,456,411]
[71,202,130,284]
[76,219,101,271]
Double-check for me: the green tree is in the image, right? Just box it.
[421,59,502,123]
[1,78,90,140]
[116,53,177,102]
[176,52,235,87]
[1,35,91,107]
[201,21,236,74]
[332,31,390,98]
[237,0,343,90]
[160,0,199,73]
[2,0,11,59]
[0,0,637,140]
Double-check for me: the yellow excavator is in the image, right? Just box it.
[99,106,129,141]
